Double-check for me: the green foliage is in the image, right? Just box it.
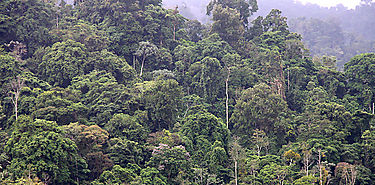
[38,40,88,87]
[181,110,229,158]
[148,144,193,184]
[345,53,375,111]
[51,20,110,52]
[0,127,9,181]
[183,20,206,42]
[95,164,139,185]
[0,53,21,88]
[293,175,318,185]
[0,0,56,56]
[70,71,132,125]
[211,5,244,45]
[316,65,346,99]
[31,87,87,125]
[105,113,148,141]
[107,137,143,167]
[196,33,233,61]
[189,56,223,103]
[247,9,289,41]
[207,0,258,25]
[87,49,138,86]
[232,83,288,146]
[5,116,87,184]
[2,0,375,183]
[139,167,167,185]
[361,125,375,171]
[138,79,183,131]
[258,163,290,184]
[261,9,289,34]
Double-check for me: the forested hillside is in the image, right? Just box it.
[0,0,375,184]
[163,0,375,70]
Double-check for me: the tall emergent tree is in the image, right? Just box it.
[210,5,244,46]
[135,41,159,77]
[207,0,258,26]
[222,53,241,128]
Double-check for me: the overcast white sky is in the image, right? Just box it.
[295,0,364,9]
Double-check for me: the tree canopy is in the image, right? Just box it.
[0,0,375,184]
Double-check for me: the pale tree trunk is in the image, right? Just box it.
[9,96,18,120]
[303,149,312,177]
[306,157,309,176]
[200,168,203,185]
[230,136,243,185]
[140,53,146,77]
[318,149,322,185]
[173,23,176,41]
[14,101,18,120]
[9,77,25,121]
[234,160,238,185]
[368,103,373,112]
[257,145,261,157]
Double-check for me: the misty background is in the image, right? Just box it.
[162,0,375,69]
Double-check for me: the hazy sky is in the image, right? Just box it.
[295,0,363,9]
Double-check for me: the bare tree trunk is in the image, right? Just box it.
[306,157,309,176]
[235,160,238,185]
[200,168,203,185]
[173,23,176,41]
[230,136,244,185]
[257,145,261,157]
[318,149,322,185]
[303,149,312,177]
[8,76,25,120]
[140,53,146,77]
[14,101,18,120]
[368,103,373,112]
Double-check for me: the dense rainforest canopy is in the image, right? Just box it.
[0,0,375,184]
[164,0,375,70]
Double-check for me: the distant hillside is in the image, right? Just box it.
[162,0,375,68]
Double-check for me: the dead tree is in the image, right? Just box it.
[8,76,25,120]
[335,162,357,185]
